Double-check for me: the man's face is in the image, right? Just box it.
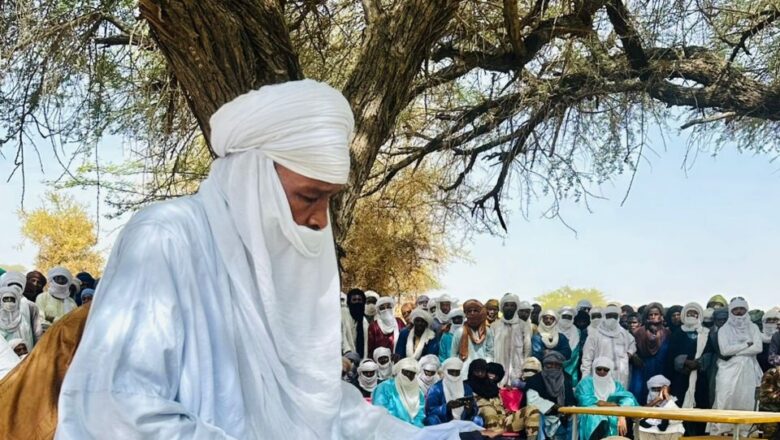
[53,275,68,285]
[472,368,486,379]
[451,316,464,325]
[715,316,728,328]
[13,343,28,357]
[439,301,452,315]
[400,369,416,382]
[581,307,591,315]
[486,306,498,321]
[518,308,531,321]
[377,356,390,365]
[366,297,377,306]
[628,317,640,330]
[26,275,45,293]
[671,311,681,325]
[401,304,413,322]
[413,317,428,334]
[422,369,436,378]
[541,315,556,326]
[647,308,662,323]
[686,310,699,319]
[361,370,376,379]
[378,302,392,313]
[349,295,364,305]
[732,307,747,317]
[503,302,518,320]
[465,304,484,328]
[544,362,562,371]
[605,312,619,321]
[447,369,461,377]
[595,366,610,377]
[82,296,93,305]
[275,163,344,230]
[590,312,602,321]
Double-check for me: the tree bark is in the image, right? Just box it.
[332,0,463,243]
[138,0,301,144]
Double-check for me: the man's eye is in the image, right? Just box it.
[299,194,317,203]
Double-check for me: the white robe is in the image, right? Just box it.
[0,335,19,379]
[55,196,473,440]
[708,321,764,435]
[491,318,531,384]
[580,325,636,388]
[341,308,369,356]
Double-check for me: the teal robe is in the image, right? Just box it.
[563,344,581,385]
[574,376,637,440]
[372,378,426,427]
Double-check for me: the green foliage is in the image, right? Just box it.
[535,286,608,311]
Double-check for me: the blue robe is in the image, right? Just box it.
[531,333,572,361]
[574,376,637,440]
[423,381,481,426]
[395,328,439,359]
[630,334,670,405]
[372,379,426,427]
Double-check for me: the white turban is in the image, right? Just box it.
[209,79,353,184]
[603,305,620,316]
[0,271,26,295]
[647,374,671,388]
[517,301,532,311]
[47,266,73,300]
[427,298,437,311]
[376,296,394,309]
[729,297,749,312]
[418,354,440,372]
[365,290,380,300]
[593,356,615,372]
[393,357,420,376]
[500,293,520,309]
[410,308,433,327]
[448,308,465,320]
[441,357,464,372]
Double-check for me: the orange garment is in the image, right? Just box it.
[0,303,90,440]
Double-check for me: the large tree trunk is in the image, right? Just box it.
[138,0,301,143]
[332,0,463,243]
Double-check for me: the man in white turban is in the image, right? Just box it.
[1,271,43,346]
[708,297,764,436]
[36,267,77,330]
[374,347,395,381]
[417,354,441,396]
[368,296,406,355]
[431,294,453,337]
[56,80,476,439]
[580,304,636,388]
[0,286,36,351]
[396,308,438,360]
[491,293,531,386]
[365,290,380,324]
[373,357,426,427]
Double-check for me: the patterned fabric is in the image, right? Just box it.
[474,395,540,435]
[760,367,780,438]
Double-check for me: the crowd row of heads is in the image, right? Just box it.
[341,289,779,333]
[0,267,98,307]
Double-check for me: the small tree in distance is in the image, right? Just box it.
[535,286,608,311]
[19,193,104,276]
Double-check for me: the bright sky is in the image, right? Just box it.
[1,131,778,310]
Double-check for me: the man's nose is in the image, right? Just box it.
[307,206,329,230]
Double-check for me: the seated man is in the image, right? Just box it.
[373,358,426,427]
[467,359,538,437]
[525,351,575,440]
[575,357,638,440]
[760,357,780,440]
[636,375,684,440]
[424,358,481,426]
[352,359,379,399]
[396,308,439,360]
[417,354,441,397]
[373,347,394,381]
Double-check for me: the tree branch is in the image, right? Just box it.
[680,112,737,129]
[727,7,780,64]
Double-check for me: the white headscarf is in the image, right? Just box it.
[435,294,452,324]
[0,286,21,331]
[762,309,780,343]
[537,310,559,348]
[598,305,621,337]
[646,374,671,403]
[416,295,430,311]
[448,308,465,334]
[518,301,532,322]
[373,347,394,380]
[592,356,616,402]
[557,306,579,348]
[357,359,379,393]
[0,271,27,295]
[500,293,520,325]
[427,298,437,314]
[364,290,380,317]
[197,79,356,438]
[406,309,435,360]
[576,300,593,313]
[417,354,441,395]
[47,266,73,300]
[376,296,398,335]
[724,297,751,334]
[680,302,704,332]
[441,357,465,419]
[589,307,603,330]
[393,357,422,419]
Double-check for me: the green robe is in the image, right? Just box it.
[574,376,637,440]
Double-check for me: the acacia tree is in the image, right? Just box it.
[2,0,779,246]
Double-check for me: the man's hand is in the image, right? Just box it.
[596,400,617,407]
[447,399,465,410]
[684,359,699,371]
[631,354,645,369]
[618,417,628,436]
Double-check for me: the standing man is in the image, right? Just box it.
[342,288,369,358]
[709,297,764,437]
[432,294,453,336]
[23,271,46,303]
[580,305,636,388]
[452,300,494,376]
[485,299,500,327]
[55,80,475,439]
[368,296,406,355]
[36,267,77,330]
[492,293,531,385]
[365,290,380,325]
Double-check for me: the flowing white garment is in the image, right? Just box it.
[56,80,476,440]
[491,317,530,384]
[709,320,764,435]
[581,324,636,388]
[0,335,19,380]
